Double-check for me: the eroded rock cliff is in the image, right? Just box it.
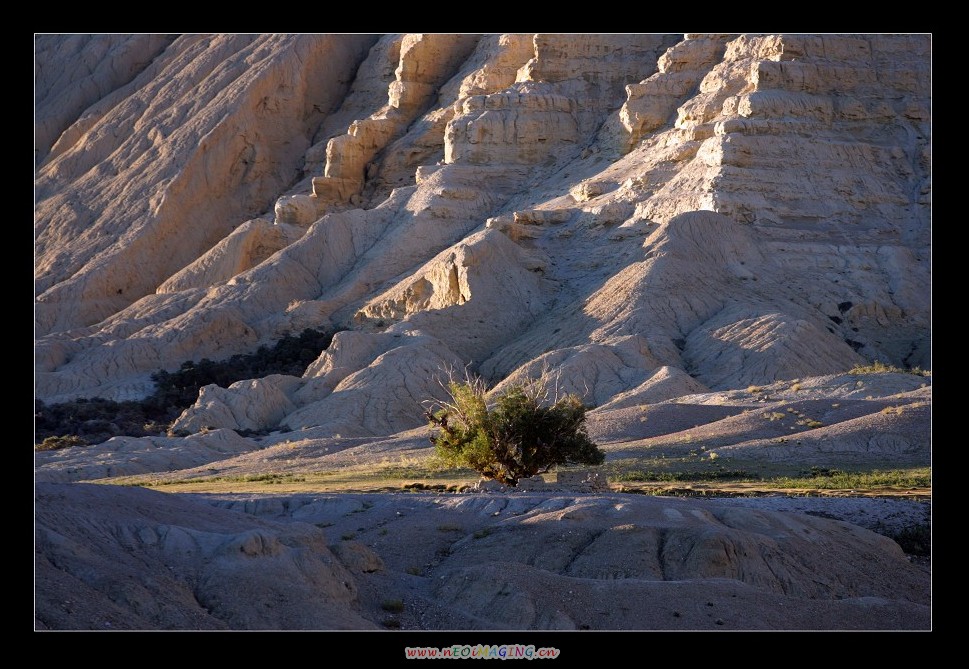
[35,33,930,440]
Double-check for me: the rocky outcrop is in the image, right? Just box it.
[156,219,304,293]
[170,375,302,434]
[616,34,734,149]
[312,34,480,205]
[36,482,928,631]
[427,494,927,629]
[35,34,930,441]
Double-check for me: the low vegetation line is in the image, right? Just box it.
[118,464,929,498]
[35,327,341,449]
[611,466,929,489]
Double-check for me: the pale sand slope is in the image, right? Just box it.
[35,483,929,631]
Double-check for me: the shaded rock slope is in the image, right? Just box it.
[35,482,929,630]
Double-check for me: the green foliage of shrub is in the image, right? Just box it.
[887,523,931,556]
[381,599,404,613]
[35,435,88,451]
[150,327,341,408]
[426,374,604,486]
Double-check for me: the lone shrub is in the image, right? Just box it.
[425,373,604,486]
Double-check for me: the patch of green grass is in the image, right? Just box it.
[361,459,475,481]
[341,532,357,541]
[148,472,307,486]
[606,461,930,494]
[611,469,758,483]
[241,473,307,483]
[766,467,930,490]
[472,528,493,540]
[763,412,786,421]
[405,566,422,576]
[381,599,404,613]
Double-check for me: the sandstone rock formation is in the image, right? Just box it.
[35,34,929,444]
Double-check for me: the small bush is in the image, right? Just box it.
[887,524,931,556]
[425,372,604,486]
[381,599,404,613]
[35,435,88,451]
[436,523,462,532]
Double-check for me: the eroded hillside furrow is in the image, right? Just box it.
[35,34,378,335]
[35,34,177,165]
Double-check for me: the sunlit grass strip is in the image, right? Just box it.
[608,465,929,490]
[763,467,930,490]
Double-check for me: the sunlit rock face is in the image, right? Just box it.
[35,34,929,440]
